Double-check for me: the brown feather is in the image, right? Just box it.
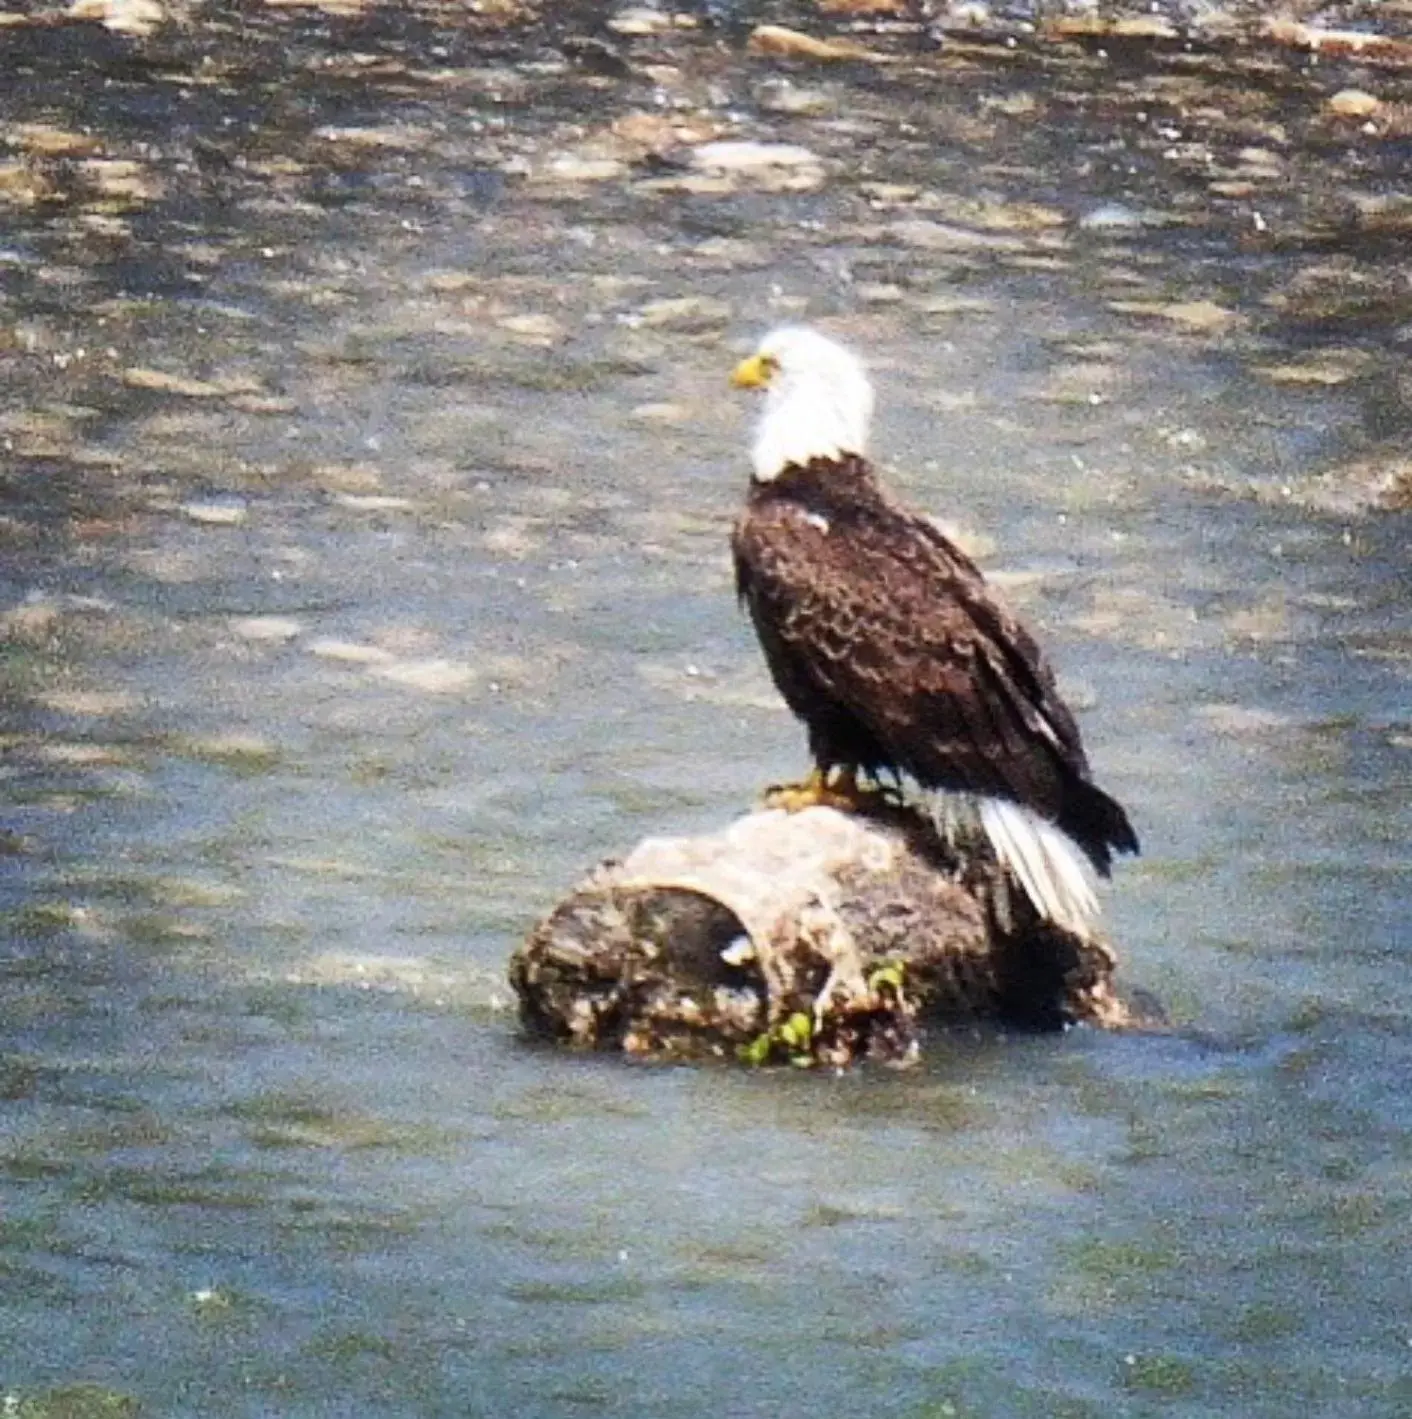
[732,454,1138,874]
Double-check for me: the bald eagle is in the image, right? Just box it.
[730,327,1138,934]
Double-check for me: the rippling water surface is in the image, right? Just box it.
[2,6,1410,1415]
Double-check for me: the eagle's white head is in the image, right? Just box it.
[732,326,874,483]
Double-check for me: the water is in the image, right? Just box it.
[2,6,1411,1415]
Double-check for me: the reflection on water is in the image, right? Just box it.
[3,6,1411,1416]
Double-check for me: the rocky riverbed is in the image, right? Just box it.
[2,3,1411,1416]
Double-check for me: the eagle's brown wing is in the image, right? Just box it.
[734,494,1136,867]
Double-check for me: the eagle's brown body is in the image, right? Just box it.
[732,454,1138,875]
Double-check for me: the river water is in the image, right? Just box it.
[2,5,1410,1415]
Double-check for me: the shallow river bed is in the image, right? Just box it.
[2,4,1411,1415]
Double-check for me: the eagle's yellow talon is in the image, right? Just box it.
[762,767,828,812]
[761,767,897,815]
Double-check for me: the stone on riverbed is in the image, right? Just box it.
[510,804,1158,1067]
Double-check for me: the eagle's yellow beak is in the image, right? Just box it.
[731,353,775,389]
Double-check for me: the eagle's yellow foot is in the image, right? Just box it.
[762,768,832,813]
[762,767,898,815]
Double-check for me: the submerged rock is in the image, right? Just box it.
[510,805,1157,1067]
[746,24,878,62]
[67,0,165,37]
[1269,449,1412,514]
[689,140,823,174]
[1326,89,1384,121]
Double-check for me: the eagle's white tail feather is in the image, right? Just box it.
[978,797,1099,936]
[929,791,1100,935]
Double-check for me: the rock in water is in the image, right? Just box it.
[509,805,1158,1066]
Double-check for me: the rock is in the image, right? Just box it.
[1260,18,1412,66]
[915,294,994,318]
[689,140,822,174]
[34,689,138,716]
[67,0,164,37]
[756,81,835,117]
[1107,299,1241,334]
[815,0,909,13]
[607,7,674,35]
[510,805,1157,1066]
[923,195,1066,233]
[123,367,265,399]
[538,154,628,183]
[264,0,371,13]
[0,161,58,207]
[80,159,162,209]
[496,313,565,344]
[459,0,536,24]
[1078,202,1149,232]
[887,218,1031,254]
[1234,147,1284,178]
[746,24,877,62]
[371,658,477,693]
[629,402,690,423]
[333,493,417,511]
[655,139,825,193]
[634,172,735,197]
[307,638,397,666]
[178,733,280,769]
[181,496,248,525]
[231,615,302,642]
[230,392,297,415]
[309,462,383,494]
[1045,14,1177,40]
[1327,89,1383,121]
[560,36,633,78]
[36,742,131,767]
[856,282,905,305]
[6,124,102,158]
[610,110,721,161]
[1253,349,1376,386]
[1271,451,1412,515]
[313,125,433,152]
[633,295,732,331]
